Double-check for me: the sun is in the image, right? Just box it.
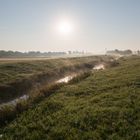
[56,19,74,35]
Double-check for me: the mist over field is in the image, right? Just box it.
[0,0,140,140]
[0,0,140,53]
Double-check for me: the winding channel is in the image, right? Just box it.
[0,64,105,108]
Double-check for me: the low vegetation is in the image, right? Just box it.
[0,55,113,103]
[1,56,140,139]
[0,55,114,126]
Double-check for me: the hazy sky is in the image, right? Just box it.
[0,0,140,53]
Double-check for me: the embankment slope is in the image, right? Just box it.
[2,56,140,139]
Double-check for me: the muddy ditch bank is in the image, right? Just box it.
[0,59,118,105]
[0,60,120,127]
[0,61,97,104]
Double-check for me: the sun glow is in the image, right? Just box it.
[56,19,74,36]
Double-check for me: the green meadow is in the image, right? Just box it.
[0,55,113,103]
[1,56,140,140]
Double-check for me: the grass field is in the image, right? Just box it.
[0,56,100,85]
[0,55,114,103]
[1,56,140,140]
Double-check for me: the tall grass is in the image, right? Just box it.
[1,56,110,103]
[0,71,93,127]
[1,56,139,140]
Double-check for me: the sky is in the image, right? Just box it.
[0,0,140,53]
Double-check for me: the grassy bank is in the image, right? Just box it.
[0,55,114,127]
[1,56,140,139]
[0,55,113,103]
[0,72,92,127]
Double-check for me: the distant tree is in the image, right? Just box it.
[106,49,132,55]
[68,51,72,54]
[123,49,132,55]
[0,50,67,58]
[137,50,140,55]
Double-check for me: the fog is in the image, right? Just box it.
[0,0,140,53]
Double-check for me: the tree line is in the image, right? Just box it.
[106,49,133,55]
[0,50,66,58]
